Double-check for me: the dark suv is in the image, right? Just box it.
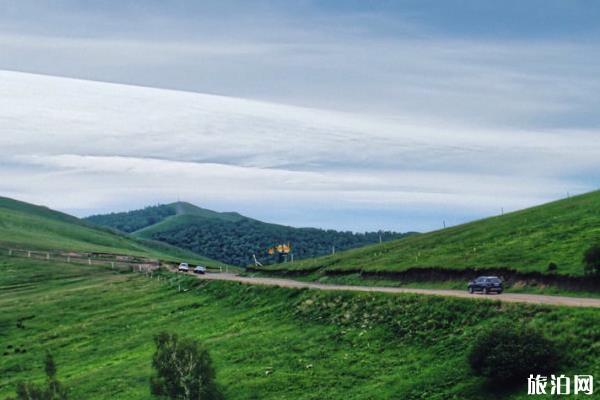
[468,276,503,294]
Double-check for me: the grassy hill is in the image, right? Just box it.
[0,196,226,268]
[85,202,411,267]
[1,257,598,399]
[262,191,600,277]
[85,202,245,233]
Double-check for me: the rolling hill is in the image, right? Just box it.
[2,255,598,399]
[261,190,600,277]
[0,196,225,268]
[85,202,412,267]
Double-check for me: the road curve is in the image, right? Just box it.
[190,272,600,308]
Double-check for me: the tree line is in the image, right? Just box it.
[86,204,413,267]
[149,218,410,267]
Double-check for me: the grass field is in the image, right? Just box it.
[0,196,227,268]
[1,257,598,399]
[262,191,600,277]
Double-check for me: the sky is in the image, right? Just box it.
[0,1,599,232]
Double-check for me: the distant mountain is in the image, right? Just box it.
[86,202,414,267]
[85,202,244,234]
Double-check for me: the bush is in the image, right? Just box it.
[9,353,68,400]
[547,262,558,272]
[583,244,600,276]
[150,332,222,400]
[468,323,559,386]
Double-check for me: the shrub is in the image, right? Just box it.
[150,332,222,400]
[9,353,68,400]
[547,262,558,273]
[583,244,600,276]
[468,323,559,386]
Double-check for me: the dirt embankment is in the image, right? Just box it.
[248,266,600,292]
[189,272,600,308]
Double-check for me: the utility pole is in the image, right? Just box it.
[501,207,504,216]
[443,220,446,229]
[379,231,382,244]
[332,245,335,255]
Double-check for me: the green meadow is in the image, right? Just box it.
[1,257,598,399]
[263,191,600,277]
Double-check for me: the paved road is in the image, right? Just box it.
[189,272,600,308]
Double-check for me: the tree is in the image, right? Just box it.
[583,244,600,276]
[468,323,559,386]
[150,332,222,400]
[9,353,68,400]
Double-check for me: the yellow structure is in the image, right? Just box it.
[267,243,291,255]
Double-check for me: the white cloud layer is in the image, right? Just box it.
[0,70,598,231]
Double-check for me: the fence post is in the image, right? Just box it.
[47,252,50,260]
[8,249,12,256]
[67,256,70,263]
[88,258,91,265]
[111,262,114,269]
[28,251,31,258]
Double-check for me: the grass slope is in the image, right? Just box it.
[85,202,245,234]
[263,191,600,276]
[133,202,246,236]
[1,258,598,399]
[0,196,226,267]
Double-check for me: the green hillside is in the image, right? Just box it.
[86,202,411,267]
[0,196,225,268]
[1,257,598,399]
[262,191,600,277]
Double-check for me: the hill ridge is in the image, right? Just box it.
[85,202,411,267]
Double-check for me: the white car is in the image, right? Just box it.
[178,263,189,272]
[193,265,206,274]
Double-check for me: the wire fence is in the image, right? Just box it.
[0,243,231,274]
[0,244,169,273]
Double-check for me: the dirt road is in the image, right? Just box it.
[191,272,600,308]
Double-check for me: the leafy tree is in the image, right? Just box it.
[150,332,222,400]
[468,323,559,386]
[583,244,600,276]
[9,353,68,400]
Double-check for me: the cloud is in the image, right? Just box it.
[0,2,599,231]
[0,70,597,231]
[2,32,600,129]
